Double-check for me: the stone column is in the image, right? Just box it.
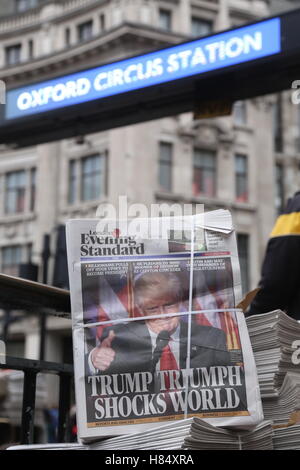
[252,98,276,258]
[178,0,191,36]
[35,142,61,278]
[216,0,230,30]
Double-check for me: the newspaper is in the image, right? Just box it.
[66,210,263,442]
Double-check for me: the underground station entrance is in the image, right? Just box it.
[1,8,300,147]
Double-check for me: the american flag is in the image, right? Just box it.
[193,290,241,350]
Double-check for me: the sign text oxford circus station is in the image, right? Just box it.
[6,18,280,120]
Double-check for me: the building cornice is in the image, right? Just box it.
[190,0,219,10]
[0,0,104,36]
[229,0,269,20]
[0,22,186,87]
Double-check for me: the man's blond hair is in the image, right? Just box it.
[134,272,183,308]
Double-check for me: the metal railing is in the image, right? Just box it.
[0,273,73,446]
[0,357,73,445]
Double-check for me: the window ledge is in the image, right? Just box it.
[61,198,109,215]
[231,202,256,212]
[155,190,176,199]
[0,212,36,224]
[233,124,253,134]
[155,193,257,213]
[155,192,222,208]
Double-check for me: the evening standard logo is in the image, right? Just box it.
[80,232,145,257]
[6,18,280,119]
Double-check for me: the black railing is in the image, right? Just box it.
[0,357,74,445]
[0,273,73,446]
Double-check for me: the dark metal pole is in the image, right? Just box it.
[39,234,51,361]
[2,310,11,343]
[57,373,72,443]
[21,370,37,445]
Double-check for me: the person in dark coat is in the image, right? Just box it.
[248,191,300,320]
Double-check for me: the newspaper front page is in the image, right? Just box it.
[66,211,263,441]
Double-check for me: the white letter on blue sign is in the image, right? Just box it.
[18,92,32,110]
[94,73,109,91]
[243,32,262,54]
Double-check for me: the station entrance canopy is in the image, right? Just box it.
[0,8,300,146]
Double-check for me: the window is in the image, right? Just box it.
[5,171,26,214]
[1,245,23,277]
[65,28,71,47]
[159,9,172,31]
[100,13,106,32]
[78,20,93,42]
[5,44,22,66]
[193,149,216,197]
[275,163,285,215]
[30,168,36,212]
[5,168,36,214]
[233,101,247,126]
[159,142,173,191]
[68,154,107,204]
[81,154,106,202]
[235,154,248,202]
[237,234,250,295]
[28,39,34,59]
[273,94,283,152]
[6,339,25,359]
[191,17,212,38]
[68,159,77,204]
[15,0,38,12]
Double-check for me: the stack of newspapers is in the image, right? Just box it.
[89,419,192,450]
[246,310,300,399]
[273,424,300,450]
[246,310,300,449]
[7,418,274,451]
[182,418,274,450]
[7,443,87,451]
[262,373,300,425]
[88,418,274,450]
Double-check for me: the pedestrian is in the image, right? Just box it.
[248,191,300,320]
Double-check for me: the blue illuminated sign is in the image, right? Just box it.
[5,18,281,120]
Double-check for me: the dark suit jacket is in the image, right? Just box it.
[94,320,230,375]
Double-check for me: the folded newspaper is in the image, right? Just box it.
[66,210,263,442]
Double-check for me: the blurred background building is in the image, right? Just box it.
[0,0,300,401]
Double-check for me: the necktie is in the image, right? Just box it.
[160,341,178,390]
[160,343,178,371]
